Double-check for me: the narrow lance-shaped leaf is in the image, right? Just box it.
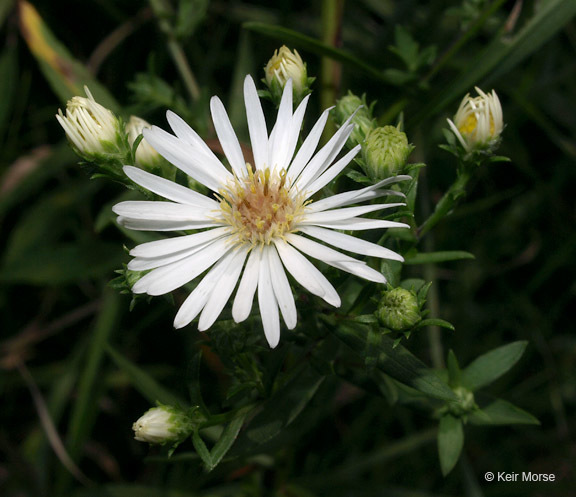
[462,341,528,391]
[438,414,464,476]
[468,399,540,426]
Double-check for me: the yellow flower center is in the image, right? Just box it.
[218,165,306,246]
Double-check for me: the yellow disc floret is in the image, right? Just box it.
[218,165,306,246]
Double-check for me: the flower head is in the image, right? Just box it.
[264,46,311,104]
[377,287,421,331]
[362,126,413,179]
[126,116,161,168]
[112,76,409,347]
[132,405,193,444]
[56,87,121,157]
[448,87,503,153]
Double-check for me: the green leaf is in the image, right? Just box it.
[206,407,250,471]
[447,350,461,388]
[231,364,324,453]
[438,414,464,476]
[404,251,475,265]
[468,399,540,426]
[106,345,186,407]
[18,0,118,108]
[191,430,212,469]
[243,22,397,85]
[462,341,528,391]
[415,319,455,331]
[333,323,455,401]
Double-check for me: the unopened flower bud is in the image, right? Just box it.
[447,87,503,153]
[264,46,311,104]
[56,87,122,158]
[448,387,478,417]
[132,405,193,445]
[126,116,161,168]
[334,92,377,148]
[362,126,413,179]
[377,287,421,331]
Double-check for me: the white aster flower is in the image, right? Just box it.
[447,87,503,153]
[112,75,409,348]
[126,116,161,168]
[56,87,120,156]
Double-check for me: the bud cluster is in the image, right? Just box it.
[56,87,163,179]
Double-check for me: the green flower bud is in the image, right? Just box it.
[362,126,414,180]
[132,405,194,445]
[264,46,312,105]
[334,92,377,148]
[446,387,478,417]
[377,287,421,331]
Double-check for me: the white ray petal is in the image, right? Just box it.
[173,248,238,329]
[132,239,230,296]
[198,246,249,331]
[307,175,411,212]
[166,111,221,161]
[304,145,361,196]
[309,218,410,231]
[331,260,387,283]
[294,122,354,192]
[269,79,293,171]
[286,107,332,182]
[283,94,310,169]
[268,245,297,329]
[116,216,220,232]
[123,166,217,209]
[210,96,247,178]
[130,227,230,258]
[244,76,269,170]
[232,248,261,323]
[258,247,280,348]
[143,126,232,191]
[128,245,206,271]
[113,201,212,222]
[299,226,404,262]
[302,203,406,224]
[274,239,340,307]
[285,233,359,263]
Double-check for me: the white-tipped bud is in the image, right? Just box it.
[264,46,311,104]
[132,405,193,445]
[126,116,161,168]
[448,87,503,153]
[56,87,120,156]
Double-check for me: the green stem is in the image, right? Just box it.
[320,0,344,140]
[149,0,201,102]
[418,168,473,238]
